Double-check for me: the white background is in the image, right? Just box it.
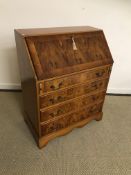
[0,0,131,93]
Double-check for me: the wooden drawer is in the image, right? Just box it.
[39,65,111,94]
[40,91,105,122]
[41,102,103,136]
[40,78,108,108]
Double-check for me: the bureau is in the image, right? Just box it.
[15,26,114,148]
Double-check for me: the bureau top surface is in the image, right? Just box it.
[15,26,113,80]
[15,26,100,37]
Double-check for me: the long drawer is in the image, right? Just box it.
[41,102,103,136]
[39,65,112,94]
[39,78,108,109]
[40,91,105,122]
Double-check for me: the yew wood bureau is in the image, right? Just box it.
[14,26,114,148]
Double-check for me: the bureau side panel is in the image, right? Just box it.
[15,31,40,135]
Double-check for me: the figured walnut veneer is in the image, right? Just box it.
[15,26,113,148]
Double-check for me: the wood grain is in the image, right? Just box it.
[26,31,113,80]
[40,65,111,94]
[40,91,105,122]
[14,26,114,148]
[39,112,103,148]
[40,78,108,108]
[15,32,40,135]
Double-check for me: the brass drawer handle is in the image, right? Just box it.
[49,109,63,118]
[57,109,63,115]
[48,123,56,132]
[49,98,54,104]
[57,96,64,102]
[49,97,58,104]
[50,111,58,117]
[95,70,105,77]
[50,84,59,90]
[49,96,64,104]
[50,82,63,90]
[50,85,57,90]
[92,83,98,90]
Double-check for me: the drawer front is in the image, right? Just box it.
[40,78,108,108]
[39,66,111,94]
[40,91,105,122]
[41,102,103,136]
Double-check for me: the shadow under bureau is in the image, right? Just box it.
[14,26,114,148]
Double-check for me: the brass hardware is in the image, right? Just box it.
[96,70,105,77]
[50,81,63,90]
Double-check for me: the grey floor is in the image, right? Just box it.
[0,91,131,175]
